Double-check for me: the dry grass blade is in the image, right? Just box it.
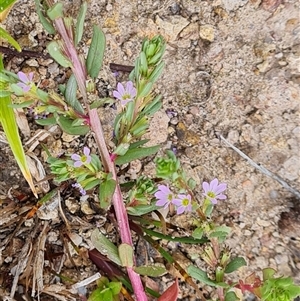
[32,221,49,298]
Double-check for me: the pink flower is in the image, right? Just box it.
[113,81,136,107]
[202,178,227,204]
[155,185,175,209]
[17,71,34,92]
[172,194,192,214]
[71,147,92,167]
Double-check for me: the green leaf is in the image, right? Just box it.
[148,61,165,82]
[225,291,239,301]
[34,0,56,34]
[0,94,37,197]
[56,115,89,135]
[0,0,17,13]
[134,265,167,277]
[35,116,56,126]
[9,100,34,108]
[108,282,122,295]
[99,178,116,209]
[224,257,247,274]
[90,228,122,266]
[0,27,21,52]
[90,97,115,109]
[137,81,153,98]
[192,227,204,239]
[47,2,63,20]
[141,95,162,116]
[74,1,87,46]
[127,204,157,216]
[47,41,72,68]
[115,145,160,165]
[262,268,276,281]
[64,74,84,113]
[118,244,134,267]
[187,265,218,287]
[86,25,106,79]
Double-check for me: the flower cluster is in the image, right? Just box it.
[155,178,227,215]
[155,185,192,214]
[71,147,92,167]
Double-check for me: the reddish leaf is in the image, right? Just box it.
[158,278,179,301]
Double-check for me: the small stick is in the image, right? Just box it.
[0,46,50,59]
[220,134,300,200]
[109,63,134,73]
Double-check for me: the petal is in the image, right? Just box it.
[85,156,92,164]
[202,181,209,193]
[113,91,122,100]
[28,72,34,81]
[126,81,133,91]
[83,147,90,156]
[17,83,30,92]
[120,99,130,107]
[159,185,170,194]
[74,161,83,167]
[71,154,81,161]
[176,206,185,214]
[172,199,182,206]
[215,183,227,195]
[186,204,192,212]
[17,71,28,83]
[217,194,227,200]
[210,178,219,191]
[156,199,167,207]
[117,82,125,95]
[210,198,218,204]
[155,191,167,199]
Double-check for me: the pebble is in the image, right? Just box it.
[199,24,215,42]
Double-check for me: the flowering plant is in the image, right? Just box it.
[0,1,299,301]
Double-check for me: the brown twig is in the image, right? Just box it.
[0,46,50,59]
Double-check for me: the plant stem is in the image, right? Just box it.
[89,109,147,301]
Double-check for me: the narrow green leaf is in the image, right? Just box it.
[134,265,167,277]
[9,100,34,108]
[65,74,84,113]
[115,145,160,165]
[192,227,204,239]
[34,0,56,34]
[126,204,157,216]
[86,25,106,79]
[137,81,153,98]
[74,1,87,46]
[91,228,122,266]
[0,0,17,13]
[99,178,116,209]
[56,115,89,135]
[0,94,37,197]
[148,61,165,82]
[118,244,134,267]
[108,282,122,295]
[0,27,21,52]
[224,257,247,274]
[187,265,218,287]
[35,117,56,126]
[47,41,72,68]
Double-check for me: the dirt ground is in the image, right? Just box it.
[0,0,299,300]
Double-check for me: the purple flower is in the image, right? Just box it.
[172,194,192,214]
[72,183,86,196]
[155,185,175,209]
[71,147,92,167]
[113,81,136,107]
[202,178,227,204]
[17,71,34,92]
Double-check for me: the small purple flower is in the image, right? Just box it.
[71,147,92,167]
[113,81,136,107]
[17,71,34,92]
[155,185,175,209]
[202,178,227,204]
[72,183,86,196]
[172,194,192,214]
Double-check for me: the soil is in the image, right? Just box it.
[0,0,299,300]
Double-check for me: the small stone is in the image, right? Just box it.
[26,59,39,67]
[62,132,79,143]
[199,25,215,42]
[280,155,300,181]
[81,197,95,215]
[65,197,80,214]
[256,217,271,227]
